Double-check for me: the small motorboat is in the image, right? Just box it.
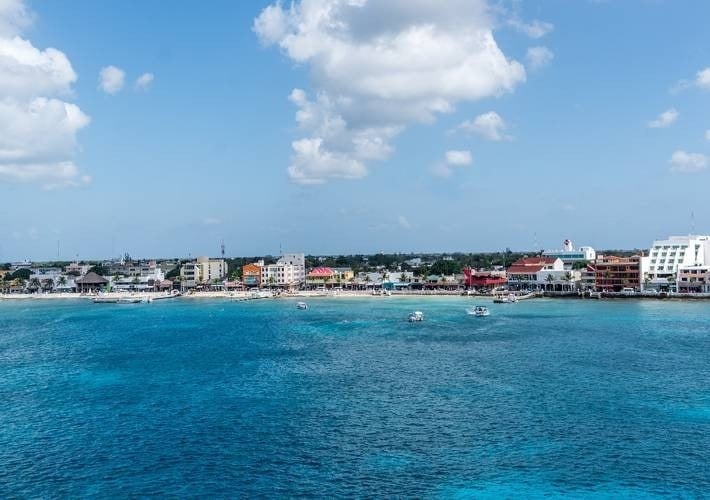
[408,311,424,322]
[493,293,518,304]
[296,301,308,310]
[467,305,490,317]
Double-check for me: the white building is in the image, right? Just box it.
[180,256,228,289]
[261,253,305,288]
[647,235,710,289]
[543,239,595,270]
[114,267,166,291]
[507,257,575,290]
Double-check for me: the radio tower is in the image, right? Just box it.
[221,239,225,258]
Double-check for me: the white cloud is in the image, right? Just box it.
[433,149,473,177]
[0,0,31,37]
[135,72,154,90]
[705,130,710,141]
[672,67,710,93]
[288,137,367,184]
[526,46,554,71]
[0,35,77,98]
[696,68,710,90]
[254,0,526,184]
[99,65,125,94]
[648,108,678,128]
[445,150,473,166]
[670,150,708,173]
[508,18,554,39]
[0,0,90,189]
[458,111,508,141]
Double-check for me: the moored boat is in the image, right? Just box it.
[493,293,518,304]
[467,305,490,317]
[408,311,424,322]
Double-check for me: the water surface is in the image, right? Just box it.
[0,298,708,497]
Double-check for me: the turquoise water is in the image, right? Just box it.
[0,297,708,497]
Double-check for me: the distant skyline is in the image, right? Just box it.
[1,0,709,261]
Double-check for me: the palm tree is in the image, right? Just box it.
[545,273,555,291]
[43,278,55,292]
[57,276,67,287]
[28,277,41,292]
[563,271,573,291]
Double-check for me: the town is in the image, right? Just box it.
[1,234,709,297]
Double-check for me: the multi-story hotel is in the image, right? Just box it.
[180,256,228,289]
[647,235,710,289]
[592,254,648,292]
[260,253,306,288]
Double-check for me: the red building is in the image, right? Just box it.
[463,268,507,289]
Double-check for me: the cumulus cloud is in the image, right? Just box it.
[254,0,526,184]
[445,150,473,166]
[99,65,125,94]
[135,72,154,90]
[433,149,473,177]
[670,150,708,173]
[648,108,678,128]
[526,46,554,71]
[0,0,90,189]
[457,111,509,141]
[672,67,710,93]
[0,0,31,37]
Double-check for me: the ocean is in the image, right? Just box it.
[0,297,708,497]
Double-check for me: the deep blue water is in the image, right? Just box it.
[0,297,708,498]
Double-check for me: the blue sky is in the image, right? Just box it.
[1,0,709,261]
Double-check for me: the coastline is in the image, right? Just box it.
[2,290,709,301]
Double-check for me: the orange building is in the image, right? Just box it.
[593,255,644,291]
[242,263,262,288]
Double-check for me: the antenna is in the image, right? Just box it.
[221,239,225,258]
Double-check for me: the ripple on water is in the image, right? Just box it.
[0,298,708,497]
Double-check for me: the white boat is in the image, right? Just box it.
[296,301,308,310]
[493,293,518,304]
[467,305,490,317]
[408,311,424,322]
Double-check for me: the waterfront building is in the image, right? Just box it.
[463,268,507,289]
[260,253,306,289]
[180,257,228,290]
[113,267,166,292]
[592,254,648,292]
[542,239,596,270]
[382,271,415,290]
[677,265,710,293]
[647,235,710,289]
[242,261,263,288]
[507,257,568,290]
[75,272,109,293]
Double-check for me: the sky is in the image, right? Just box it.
[1,0,710,261]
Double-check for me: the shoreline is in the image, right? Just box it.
[1,290,709,302]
